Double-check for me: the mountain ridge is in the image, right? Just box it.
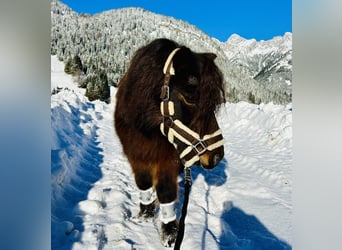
[222,32,292,96]
[51,0,292,104]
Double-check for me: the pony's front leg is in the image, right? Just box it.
[156,170,179,247]
[133,169,157,222]
[137,187,158,221]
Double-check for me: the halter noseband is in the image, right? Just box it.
[160,48,224,168]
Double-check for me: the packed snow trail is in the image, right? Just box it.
[51,56,292,249]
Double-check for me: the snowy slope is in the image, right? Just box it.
[51,55,292,249]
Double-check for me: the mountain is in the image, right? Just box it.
[51,0,292,105]
[222,33,292,100]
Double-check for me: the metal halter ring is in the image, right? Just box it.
[160,85,170,101]
[193,140,207,155]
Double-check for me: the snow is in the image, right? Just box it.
[51,55,292,249]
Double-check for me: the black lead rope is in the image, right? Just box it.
[174,167,192,250]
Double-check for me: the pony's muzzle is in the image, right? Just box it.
[199,146,224,169]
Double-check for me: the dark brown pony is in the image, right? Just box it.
[114,38,225,247]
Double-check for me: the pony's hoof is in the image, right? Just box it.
[132,200,157,223]
[160,220,178,247]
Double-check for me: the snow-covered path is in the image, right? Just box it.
[51,56,292,249]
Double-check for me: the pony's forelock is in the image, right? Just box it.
[197,56,225,113]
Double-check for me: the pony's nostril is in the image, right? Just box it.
[212,154,222,166]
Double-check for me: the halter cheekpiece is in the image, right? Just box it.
[160,48,224,168]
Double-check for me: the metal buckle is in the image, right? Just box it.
[193,140,207,155]
[160,85,170,101]
[184,167,192,186]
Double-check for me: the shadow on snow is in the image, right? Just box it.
[51,102,104,250]
[218,202,291,250]
[177,157,291,250]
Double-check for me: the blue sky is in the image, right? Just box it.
[60,0,292,42]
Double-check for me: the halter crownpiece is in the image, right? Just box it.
[160,48,224,168]
[163,48,180,75]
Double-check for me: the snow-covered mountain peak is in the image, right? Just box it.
[221,32,292,99]
[224,32,292,58]
[226,33,256,46]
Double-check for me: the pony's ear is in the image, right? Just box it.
[203,53,217,60]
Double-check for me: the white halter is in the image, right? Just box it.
[160,48,224,168]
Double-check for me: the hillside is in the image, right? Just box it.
[51,0,292,105]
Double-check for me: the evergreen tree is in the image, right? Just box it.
[85,69,110,102]
[64,55,83,75]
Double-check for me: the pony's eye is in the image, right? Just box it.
[185,95,196,103]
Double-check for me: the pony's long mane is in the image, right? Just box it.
[190,53,225,134]
[116,39,178,132]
